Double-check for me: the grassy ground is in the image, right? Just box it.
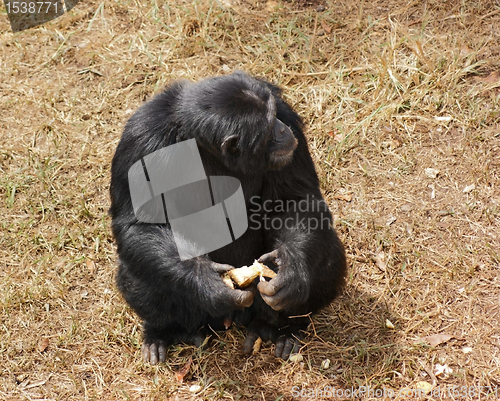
[1,0,499,399]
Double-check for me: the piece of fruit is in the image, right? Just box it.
[224,260,277,288]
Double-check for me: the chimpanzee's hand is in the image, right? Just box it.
[209,261,236,274]
[256,250,307,311]
[230,286,256,308]
[257,249,281,267]
[210,261,256,308]
[257,275,289,311]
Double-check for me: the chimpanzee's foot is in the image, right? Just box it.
[142,339,168,365]
[142,324,207,364]
[242,317,279,354]
[242,317,306,360]
[274,329,305,360]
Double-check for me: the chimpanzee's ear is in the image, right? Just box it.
[222,135,240,156]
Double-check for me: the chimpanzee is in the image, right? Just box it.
[109,71,347,364]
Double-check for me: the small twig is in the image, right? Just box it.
[307,12,318,65]
[422,364,437,386]
[77,68,104,76]
[347,253,369,263]
[479,9,500,20]
[408,19,423,27]
[281,71,330,76]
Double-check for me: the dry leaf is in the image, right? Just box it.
[463,184,475,193]
[473,71,500,84]
[85,259,96,275]
[400,203,414,213]
[38,337,49,352]
[334,193,352,202]
[321,21,332,34]
[415,381,433,394]
[391,138,403,148]
[333,133,345,142]
[175,356,192,383]
[373,252,386,271]
[265,1,278,12]
[21,375,52,390]
[422,334,453,347]
[460,45,473,56]
[428,184,436,199]
[425,168,440,179]
[386,216,397,226]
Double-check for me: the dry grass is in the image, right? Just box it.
[1,0,499,399]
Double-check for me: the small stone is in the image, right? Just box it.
[189,384,202,393]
